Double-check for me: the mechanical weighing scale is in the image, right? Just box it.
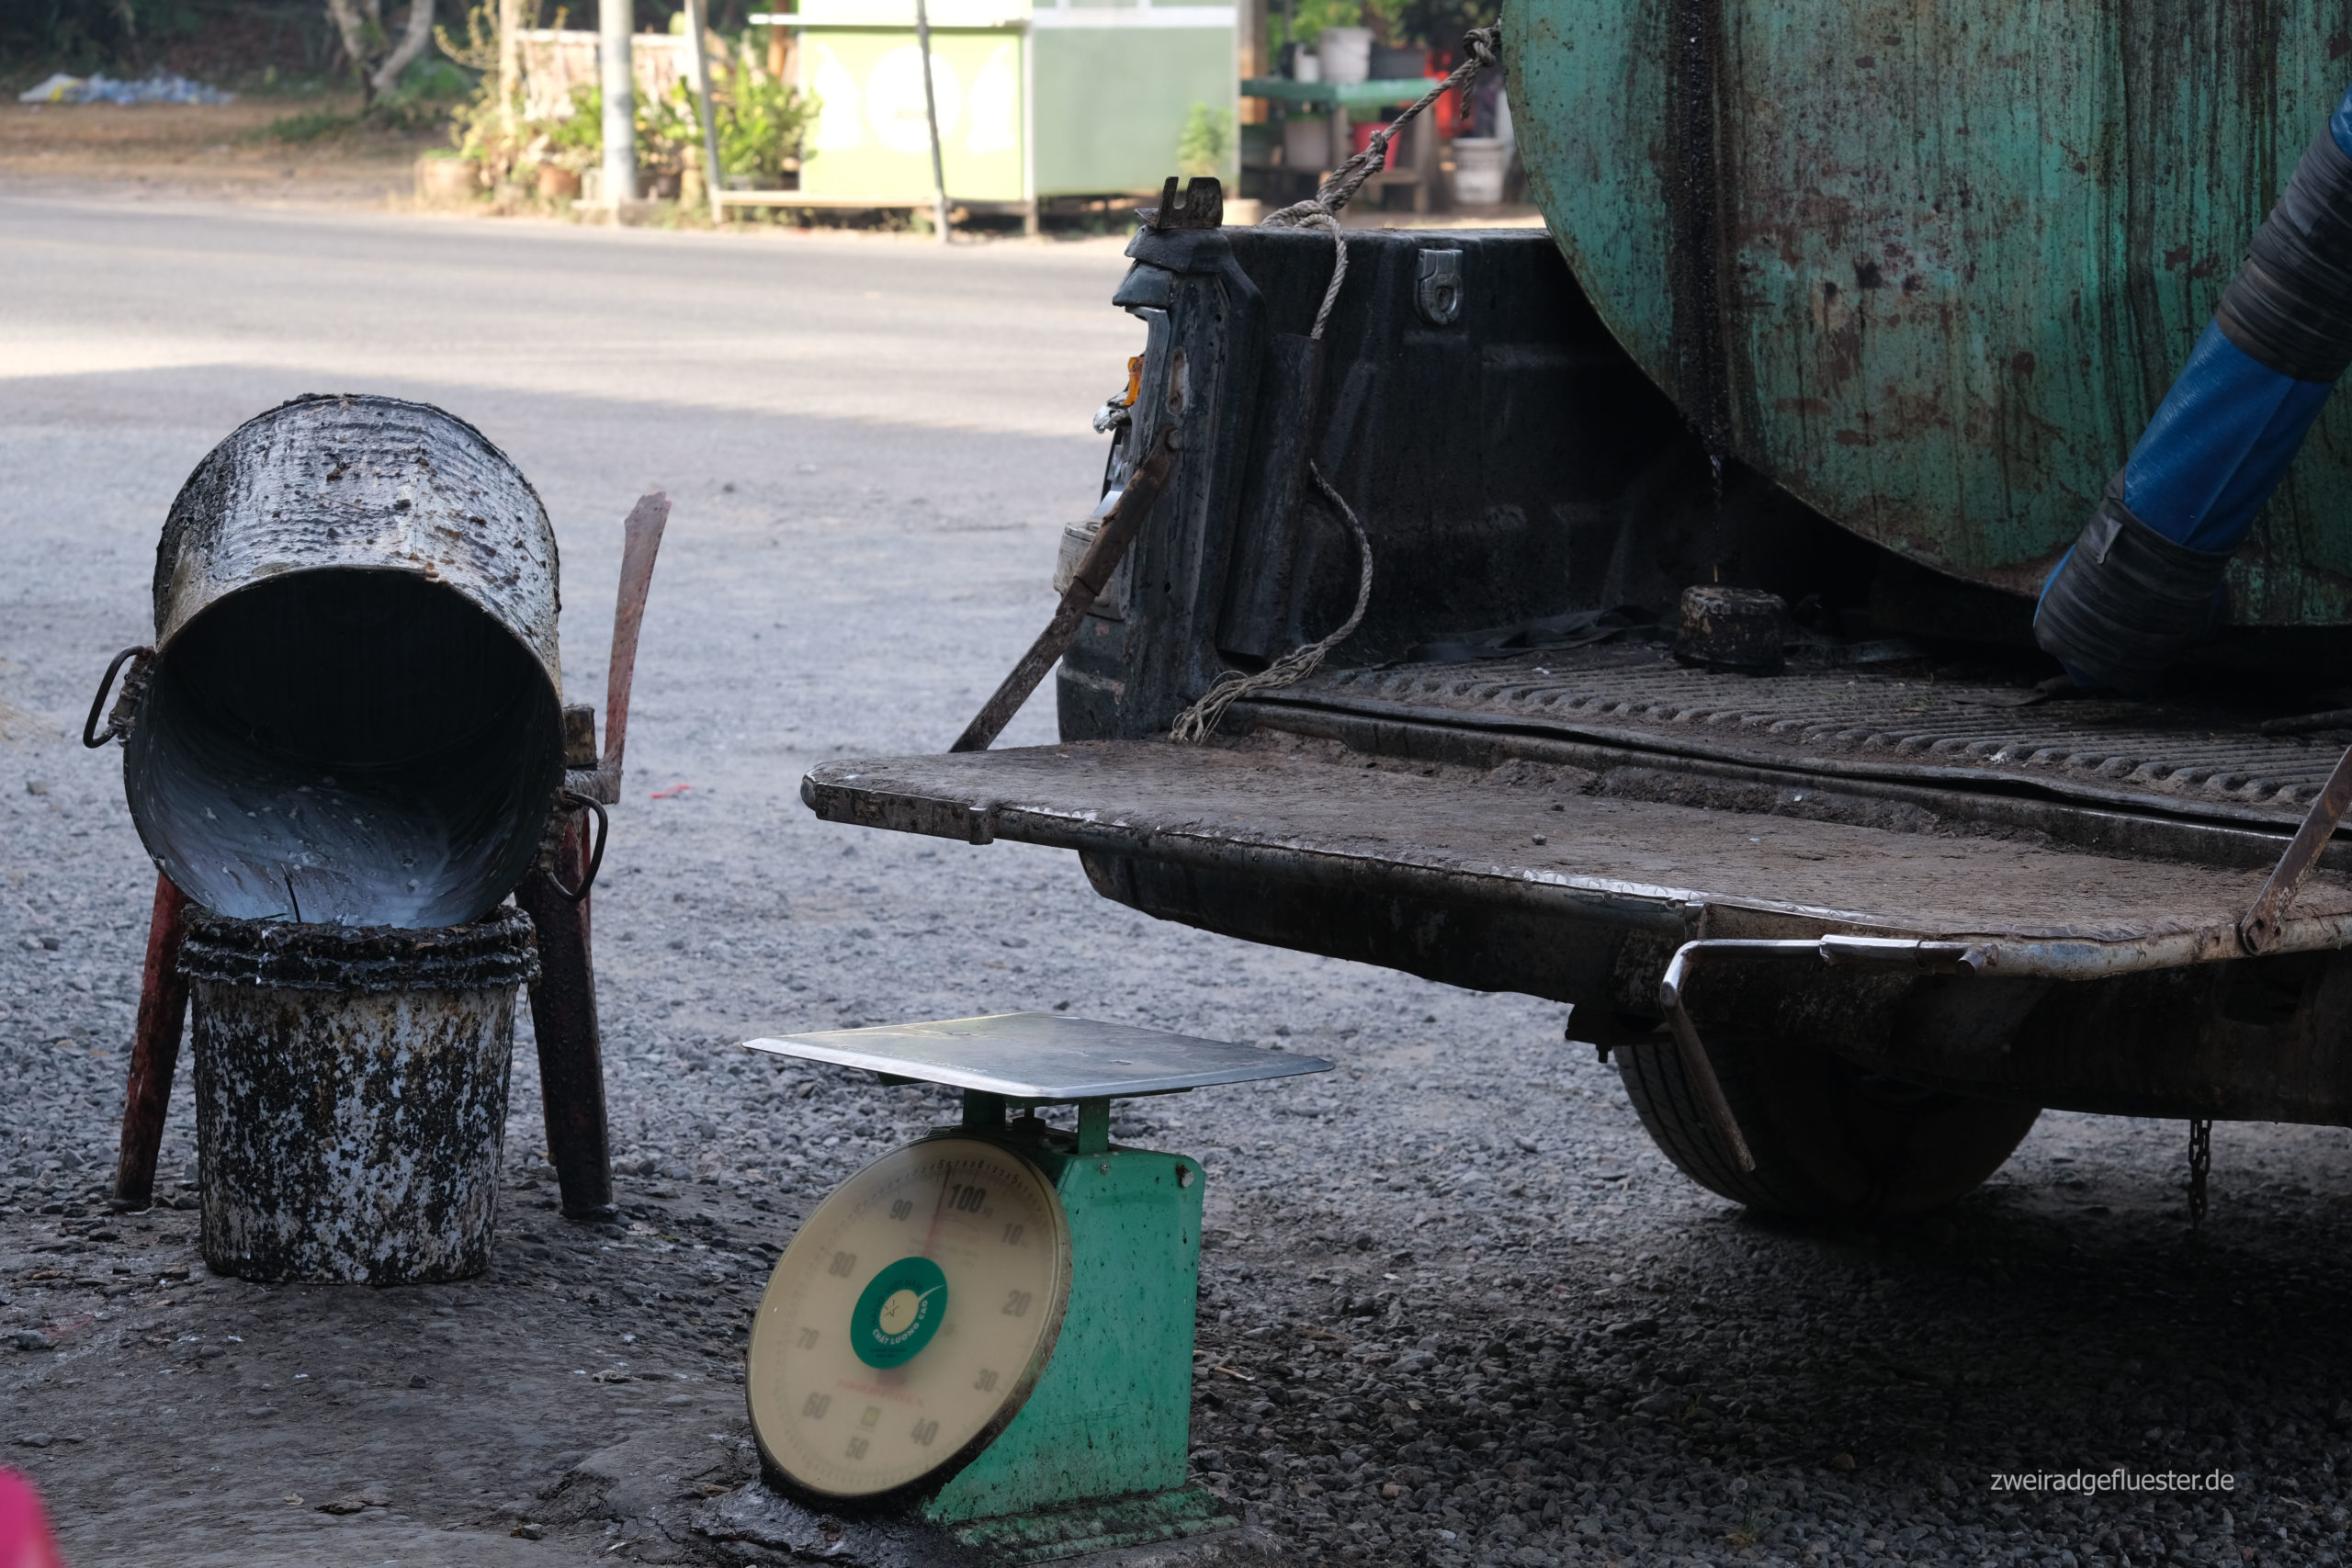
[737,1012,1330,1560]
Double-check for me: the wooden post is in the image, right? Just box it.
[1237,0,1267,125]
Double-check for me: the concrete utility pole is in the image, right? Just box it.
[599,0,638,207]
[911,0,951,244]
[684,0,725,225]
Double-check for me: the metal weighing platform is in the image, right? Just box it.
[738,1012,1330,1561]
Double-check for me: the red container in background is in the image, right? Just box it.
[1349,121,1397,169]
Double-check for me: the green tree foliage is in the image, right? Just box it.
[1387,0,1494,51]
[1175,101,1231,180]
[518,42,809,188]
[4,0,219,73]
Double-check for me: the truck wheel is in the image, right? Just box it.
[1615,1035,2040,1219]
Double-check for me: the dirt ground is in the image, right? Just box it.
[4,188,2352,1568]
[0,96,438,208]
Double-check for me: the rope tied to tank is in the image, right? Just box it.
[1168,26,1499,743]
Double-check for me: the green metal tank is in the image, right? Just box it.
[1505,0,2352,625]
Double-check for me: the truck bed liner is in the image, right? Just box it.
[801,738,2352,964]
[1255,647,2345,829]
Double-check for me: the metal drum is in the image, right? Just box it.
[1506,0,2352,625]
[122,393,564,927]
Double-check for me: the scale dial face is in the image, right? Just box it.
[747,1136,1070,1500]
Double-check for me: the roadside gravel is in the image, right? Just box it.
[4,193,2352,1568]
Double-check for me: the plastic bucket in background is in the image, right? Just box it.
[1452,136,1509,205]
[1283,115,1333,172]
[1317,27,1373,84]
[182,908,540,1284]
[1371,44,1427,80]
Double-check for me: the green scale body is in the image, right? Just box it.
[922,1102,1230,1556]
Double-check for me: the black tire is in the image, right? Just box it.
[1617,1034,2040,1219]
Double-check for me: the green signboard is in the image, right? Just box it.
[800,28,1027,201]
[794,0,1237,203]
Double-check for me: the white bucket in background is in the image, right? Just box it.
[1292,50,1321,83]
[1453,136,1509,205]
[1317,27,1373,84]
[1284,115,1332,172]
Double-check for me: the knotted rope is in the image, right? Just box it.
[1167,24,1501,743]
[1169,464,1374,743]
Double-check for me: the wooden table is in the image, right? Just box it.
[1240,75,1445,214]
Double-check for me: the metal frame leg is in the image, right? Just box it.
[113,874,189,1211]
[514,817,618,1221]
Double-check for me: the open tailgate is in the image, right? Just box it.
[801,739,2352,968]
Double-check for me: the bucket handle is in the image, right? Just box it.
[83,645,155,749]
[551,789,608,902]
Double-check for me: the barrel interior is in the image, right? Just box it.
[126,568,562,928]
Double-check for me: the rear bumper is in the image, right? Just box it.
[802,736,2352,1122]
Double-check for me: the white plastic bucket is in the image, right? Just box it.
[1284,115,1332,172]
[1453,136,1509,205]
[1292,50,1321,83]
[1317,27,1373,85]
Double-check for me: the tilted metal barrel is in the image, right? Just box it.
[1505,0,2352,625]
[125,393,564,928]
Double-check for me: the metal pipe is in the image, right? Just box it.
[912,0,951,243]
[1657,936,1991,1174]
[2239,739,2352,953]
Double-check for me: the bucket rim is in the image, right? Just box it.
[179,903,540,991]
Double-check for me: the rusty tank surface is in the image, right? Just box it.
[122,393,565,929]
[1504,0,2352,626]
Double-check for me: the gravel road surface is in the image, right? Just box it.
[4,192,2352,1568]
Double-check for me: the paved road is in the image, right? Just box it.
[4,194,2352,1568]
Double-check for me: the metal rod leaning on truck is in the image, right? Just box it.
[948,428,1181,753]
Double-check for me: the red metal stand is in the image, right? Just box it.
[112,874,190,1211]
[514,815,616,1220]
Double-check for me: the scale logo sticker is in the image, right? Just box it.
[851,1255,948,1368]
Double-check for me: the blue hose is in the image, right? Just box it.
[2034,83,2352,691]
